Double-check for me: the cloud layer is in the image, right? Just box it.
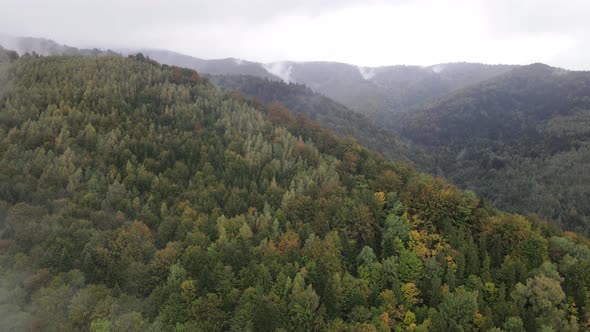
[0,0,588,69]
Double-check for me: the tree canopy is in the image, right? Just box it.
[0,53,588,331]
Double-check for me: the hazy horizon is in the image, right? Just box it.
[1,33,582,73]
[1,0,589,70]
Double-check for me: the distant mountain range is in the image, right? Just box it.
[0,34,119,57]
[209,74,422,165]
[0,35,517,122]
[397,63,590,234]
[3,35,590,235]
[126,47,590,236]
[131,49,278,79]
[132,48,518,124]
[3,39,589,332]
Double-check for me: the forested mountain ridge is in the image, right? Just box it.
[0,35,119,57]
[0,45,19,63]
[0,52,589,331]
[207,65,590,236]
[127,49,280,80]
[267,61,517,123]
[130,41,590,236]
[396,63,590,235]
[209,74,422,164]
[139,47,517,122]
[397,63,590,146]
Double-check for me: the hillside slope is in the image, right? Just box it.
[130,44,590,236]
[135,49,280,80]
[398,64,590,235]
[210,74,421,164]
[0,35,119,57]
[279,61,516,122]
[136,47,516,122]
[0,53,589,331]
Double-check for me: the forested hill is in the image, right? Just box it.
[397,63,590,235]
[210,74,421,164]
[207,66,590,237]
[137,46,517,123]
[398,63,590,146]
[266,61,517,123]
[0,45,19,63]
[0,53,589,331]
[130,49,279,80]
[0,35,119,57]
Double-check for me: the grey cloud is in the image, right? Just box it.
[483,0,590,35]
[0,0,384,30]
[0,0,387,49]
[0,0,588,69]
[481,0,590,70]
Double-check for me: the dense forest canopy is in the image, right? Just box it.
[396,64,590,236]
[208,62,590,237]
[9,37,590,237]
[209,74,421,165]
[0,51,588,331]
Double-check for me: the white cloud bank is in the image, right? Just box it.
[0,0,588,69]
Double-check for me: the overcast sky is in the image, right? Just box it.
[0,0,588,69]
